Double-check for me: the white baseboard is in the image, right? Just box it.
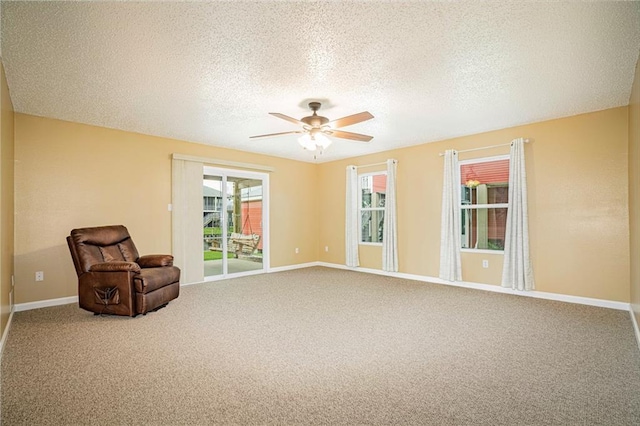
[0,310,14,360]
[631,309,640,352]
[14,296,78,312]
[316,262,631,311]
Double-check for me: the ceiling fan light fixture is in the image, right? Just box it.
[297,134,316,151]
[314,133,332,149]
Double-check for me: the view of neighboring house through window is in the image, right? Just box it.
[203,185,223,227]
[459,155,509,251]
[359,172,387,244]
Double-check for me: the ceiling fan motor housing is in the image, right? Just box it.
[301,102,329,127]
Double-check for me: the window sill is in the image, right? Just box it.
[461,249,504,255]
[359,242,383,247]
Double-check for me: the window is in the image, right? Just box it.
[359,172,387,244]
[459,155,509,251]
[203,196,219,211]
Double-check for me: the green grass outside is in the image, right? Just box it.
[204,227,222,235]
[204,227,235,236]
[203,251,236,261]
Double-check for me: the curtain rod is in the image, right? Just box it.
[438,138,532,156]
[354,159,397,169]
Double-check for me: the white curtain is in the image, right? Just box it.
[501,138,535,290]
[345,165,360,267]
[382,159,398,272]
[172,157,205,284]
[439,150,462,281]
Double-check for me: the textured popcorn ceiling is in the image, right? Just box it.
[2,1,639,163]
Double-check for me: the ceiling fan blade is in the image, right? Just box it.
[269,112,305,126]
[249,130,302,139]
[325,129,373,142]
[328,111,374,129]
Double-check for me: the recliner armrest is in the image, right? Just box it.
[137,254,174,268]
[89,261,141,273]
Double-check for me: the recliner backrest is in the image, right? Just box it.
[68,225,140,275]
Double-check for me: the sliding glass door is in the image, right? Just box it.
[203,167,268,279]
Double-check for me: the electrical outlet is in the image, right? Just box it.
[482,260,489,269]
[325,246,329,252]
[35,271,44,281]
[167,203,173,211]
[295,247,299,254]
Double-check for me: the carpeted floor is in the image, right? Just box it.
[2,267,640,425]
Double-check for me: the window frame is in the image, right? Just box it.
[458,154,509,254]
[358,171,387,246]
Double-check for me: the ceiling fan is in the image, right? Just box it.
[250,102,374,151]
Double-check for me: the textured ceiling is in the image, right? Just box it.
[2,1,639,163]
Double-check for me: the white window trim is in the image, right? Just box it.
[461,248,505,254]
[461,203,509,210]
[358,171,387,246]
[458,154,509,253]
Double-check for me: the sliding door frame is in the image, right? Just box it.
[203,165,270,281]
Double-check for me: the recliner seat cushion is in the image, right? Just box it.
[134,267,180,294]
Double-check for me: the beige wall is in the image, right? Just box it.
[319,107,630,302]
[1,61,15,335]
[630,56,640,327]
[14,114,318,304]
[11,105,634,305]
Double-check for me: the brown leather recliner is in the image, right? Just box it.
[67,225,180,316]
